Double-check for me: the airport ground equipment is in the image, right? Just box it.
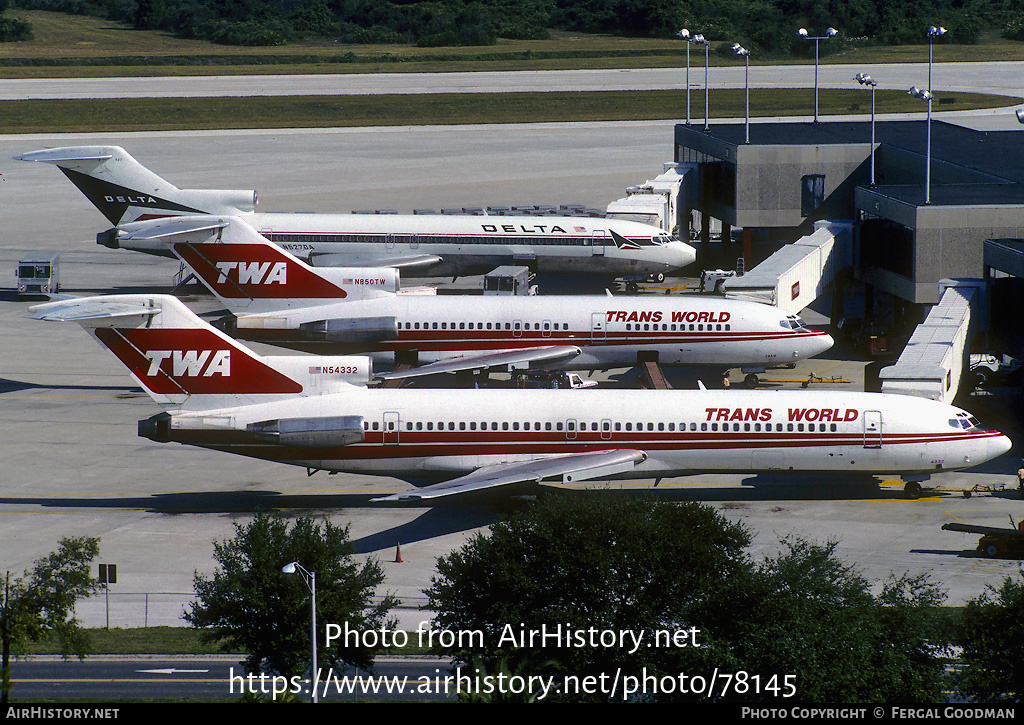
[16,253,59,295]
[943,517,1024,558]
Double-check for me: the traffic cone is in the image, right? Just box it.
[394,543,403,563]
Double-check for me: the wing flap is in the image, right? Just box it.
[375,346,582,380]
[373,448,647,502]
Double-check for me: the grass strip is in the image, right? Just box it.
[0,89,1015,134]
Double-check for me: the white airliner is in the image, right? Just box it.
[30,294,1012,501]
[131,214,833,379]
[17,145,696,279]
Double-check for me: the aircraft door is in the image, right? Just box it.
[383,411,400,446]
[591,313,606,344]
[385,234,396,250]
[591,230,607,256]
[542,320,552,338]
[601,419,612,440]
[566,418,578,440]
[863,411,882,449]
[513,319,523,338]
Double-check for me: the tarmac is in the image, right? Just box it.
[2,126,1023,632]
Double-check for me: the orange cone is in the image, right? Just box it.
[394,543,403,563]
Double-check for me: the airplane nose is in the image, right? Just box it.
[814,332,835,355]
[991,434,1013,460]
[664,241,696,270]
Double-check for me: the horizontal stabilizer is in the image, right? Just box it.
[374,345,582,380]
[118,218,229,241]
[16,148,113,163]
[30,298,159,323]
[374,449,647,501]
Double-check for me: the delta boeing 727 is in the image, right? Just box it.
[17,145,695,280]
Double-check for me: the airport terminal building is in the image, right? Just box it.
[674,119,1024,310]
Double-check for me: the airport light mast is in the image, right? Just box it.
[797,27,838,124]
[732,43,751,144]
[926,26,946,95]
[694,34,711,131]
[677,28,692,124]
[855,73,878,186]
[909,86,935,204]
[282,561,318,703]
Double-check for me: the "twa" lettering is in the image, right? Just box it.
[215,261,288,285]
[144,350,231,377]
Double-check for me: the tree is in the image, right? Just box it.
[427,494,949,703]
[954,572,1024,702]
[1,537,100,704]
[699,538,948,703]
[425,493,752,701]
[185,513,397,679]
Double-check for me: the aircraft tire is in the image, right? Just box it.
[744,373,758,388]
[626,282,640,294]
[904,481,923,500]
[984,543,999,558]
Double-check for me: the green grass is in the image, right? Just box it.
[1,11,1024,78]
[0,88,1015,134]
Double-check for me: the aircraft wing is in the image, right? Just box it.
[374,345,582,380]
[942,522,1024,537]
[28,298,159,322]
[373,449,648,502]
[308,252,443,271]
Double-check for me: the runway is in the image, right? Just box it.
[1,61,1023,100]
[1,116,1022,633]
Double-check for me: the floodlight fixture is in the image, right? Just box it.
[733,44,751,143]
[282,561,319,703]
[909,86,935,204]
[855,73,878,185]
[798,27,839,122]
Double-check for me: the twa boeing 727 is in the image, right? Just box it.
[17,145,695,279]
[126,214,833,379]
[30,295,1011,501]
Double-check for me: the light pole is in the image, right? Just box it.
[909,86,934,204]
[732,43,750,144]
[677,28,692,124]
[694,34,710,131]
[926,26,946,95]
[855,73,877,186]
[797,27,837,123]
[282,561,318,703]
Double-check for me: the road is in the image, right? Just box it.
[0,62,1023,100]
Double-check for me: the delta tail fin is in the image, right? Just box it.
[29,294,373,408]
[16,146,256,227]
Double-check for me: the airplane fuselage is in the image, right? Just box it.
[229,294,833,369]
[116,211,696,278]
[150,388,1009,485]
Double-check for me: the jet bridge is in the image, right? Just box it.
[879,279,984,404]
[605,163,696,235]
[721,220,853,314]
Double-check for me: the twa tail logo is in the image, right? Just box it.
[145,349,232,377]
[173,242,346,299]
[215,261,287,285]
[95,328,302,395]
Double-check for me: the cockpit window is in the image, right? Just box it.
[951,413,990,431]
